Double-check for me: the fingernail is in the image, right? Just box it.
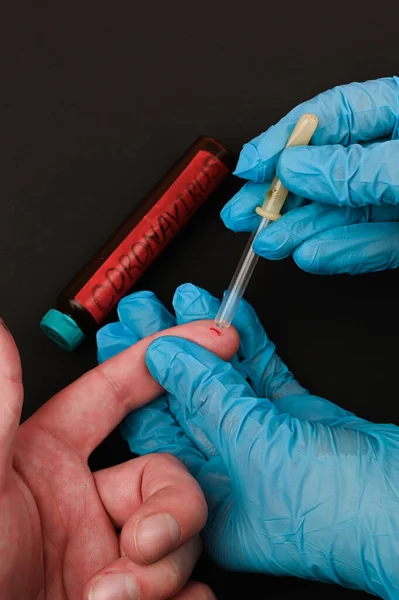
[88,573,139,600]
[135,513,181,563]
[233,143,259,176]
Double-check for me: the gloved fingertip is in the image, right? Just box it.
[220,202,236,231]
[234,296,260,321]
[233,298,263,335]
[174,282,202,299]
[221,182,268,232]
[278,146,334,203]
[293,242,321,274]
[233,143,260,177]
[253,228,291,260]
[118,290,156,306]
[146,337,193,391]
[232,298,270,350]
[96,322,138,363]
[173,283,205,311]
[277,146,301,176]
[145,341,167,378]
[96,322,137,343]
[146,335,181,363]
[174,284,220,324]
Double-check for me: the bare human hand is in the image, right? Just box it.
[0,318,238,599]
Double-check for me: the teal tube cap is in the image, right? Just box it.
[41,309,85,351]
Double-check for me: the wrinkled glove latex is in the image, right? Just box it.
[221,77,399,274]
[97,284,399,599]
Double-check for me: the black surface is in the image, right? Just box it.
[1,2,398,598]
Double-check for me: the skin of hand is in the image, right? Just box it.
[221,76,399,275]
[97,284,399,600]
[0,317,238,600]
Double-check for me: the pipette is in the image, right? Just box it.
[215,113,318,329]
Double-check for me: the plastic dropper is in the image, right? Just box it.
[215,113,318,329]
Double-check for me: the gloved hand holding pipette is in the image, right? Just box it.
[97,284,399,599]
[222,76,399,275]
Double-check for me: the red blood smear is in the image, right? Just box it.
[209,327,222,336]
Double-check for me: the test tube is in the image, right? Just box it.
[41,137,235,351]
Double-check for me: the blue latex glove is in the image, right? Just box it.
[221,77,399,274]
[98,284,399,599]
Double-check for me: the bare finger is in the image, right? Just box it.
[26,320,239,460]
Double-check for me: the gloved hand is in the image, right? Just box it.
[221,77,399,274]
[97,284,399,600]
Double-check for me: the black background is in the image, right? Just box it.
[1,2,398,598]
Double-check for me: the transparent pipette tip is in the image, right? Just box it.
[215,319,229,329]
[214,217,270,329]
[215,289,245,330]
[214,309,232,329]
